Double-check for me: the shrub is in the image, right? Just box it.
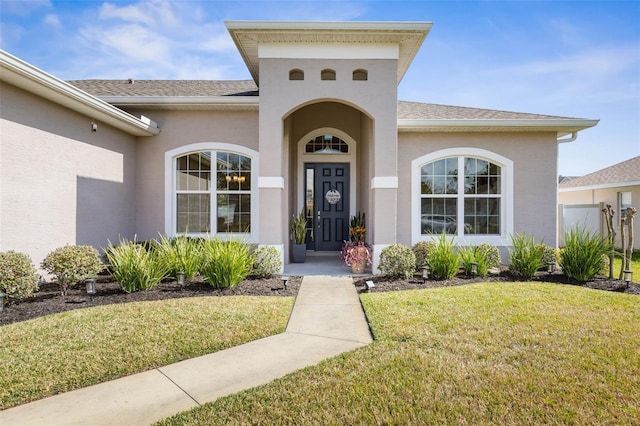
[41,245,103,294]
[412,241,437,269]
[105,240,169,292]
[537,244,559,269]
[560,227,611,282]
[0,251,39,300]
[201,238,253,288]
[251,246,283,278]
[475,243,501,269]
[458,246,489,277]
[428,233,459,280]
[508,233,544,279]
[155,234,203,279]
[378,244,416,278]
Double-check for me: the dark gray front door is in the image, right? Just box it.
[305,163,349,251]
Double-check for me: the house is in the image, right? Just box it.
[559,156,640,249]
[0,20,599,272]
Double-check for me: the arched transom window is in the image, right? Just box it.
[174,150,252,234]
[305,135,349,154]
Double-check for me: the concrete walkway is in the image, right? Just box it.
[1,276,372,426]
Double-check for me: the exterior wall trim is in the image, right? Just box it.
[259,177,285,188]
[371,176,399,189]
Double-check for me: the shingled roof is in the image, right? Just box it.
[67,79,259,97]
[67,80,581,121]
[560,156,640,189]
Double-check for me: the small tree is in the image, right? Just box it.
[620,207,637,279]
[601,204,616,279]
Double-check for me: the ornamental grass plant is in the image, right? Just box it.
[508,233,544,279]
[561,226,611,282]
[105,239,169,292]
[201,238,253,288]
[155,234,203,280]
[428,233,459,280]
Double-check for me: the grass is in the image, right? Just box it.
[610,249,640,281]
[0,296,294,409]
[157,282,640,425]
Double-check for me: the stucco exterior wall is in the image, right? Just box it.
[124,109,259,240]
[259,57,399,256]
[397,131,560,250]
[559,185,640,249]
[0,82,137,267]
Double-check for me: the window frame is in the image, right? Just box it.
[165,143,259,242]
[411,147,513,246]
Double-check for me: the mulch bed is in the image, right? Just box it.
[2,270,637,326]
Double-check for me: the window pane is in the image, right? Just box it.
[177,194,210,233]
[421,198,456,235]
[217,193,251,233]
[464,197,500,235]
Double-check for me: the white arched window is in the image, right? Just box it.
[165,143,258,241]
[411,148,513,245]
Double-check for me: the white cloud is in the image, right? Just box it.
[98,0,179,27]
[43,13,61,29]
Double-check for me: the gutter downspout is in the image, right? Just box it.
[557,131,577,143]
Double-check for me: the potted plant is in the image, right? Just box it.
[290,210,307,263]
[341,212,371,273]
[341,241,372,274]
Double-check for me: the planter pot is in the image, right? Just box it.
[351,261,366,274]
[291,244,306,263]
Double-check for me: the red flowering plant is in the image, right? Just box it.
[340,241,372,267]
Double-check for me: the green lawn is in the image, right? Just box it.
[610,250,640,281]
[0,296,294,409]
[158,282,640,425]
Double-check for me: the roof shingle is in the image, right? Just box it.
[559,156,640,188]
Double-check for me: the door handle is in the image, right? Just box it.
[317,210,321,228]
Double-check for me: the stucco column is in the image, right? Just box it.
[258,105,286,270]
[370,115,398,273]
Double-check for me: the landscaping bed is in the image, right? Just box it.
[3,269,637,326]
[355,268,639,295]
[0,275,302,326]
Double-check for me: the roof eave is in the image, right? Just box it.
[0,50,160,136]
[397,118,599,136]
[100,96,259,110]
[559,180,640,192]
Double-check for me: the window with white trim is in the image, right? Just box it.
[412,149,512,243]
[174,150,252,234]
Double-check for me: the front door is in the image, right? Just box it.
[305,163,349,251]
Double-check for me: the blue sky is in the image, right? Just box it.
[1,0,638,176]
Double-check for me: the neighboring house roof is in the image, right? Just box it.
[225,20,432,85]
[66,79,599,139]
[0,50,160,136]
[559,156,640,191]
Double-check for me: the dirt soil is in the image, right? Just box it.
[2,270,637,326]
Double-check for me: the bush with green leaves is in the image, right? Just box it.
[537,244,559,269]
[41,245,103,294]
[155,234,203,280]
[251,246,282,278]
[560,227,611,282]
[105,240,169,292]
[508,233,544,279]
[378,244,416,278]
[0,251,39,300]
[475,243,501,269]
[458,246,489,277]
[428,233,460,280]
[412,241,437,269]
[201,238,253,288]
